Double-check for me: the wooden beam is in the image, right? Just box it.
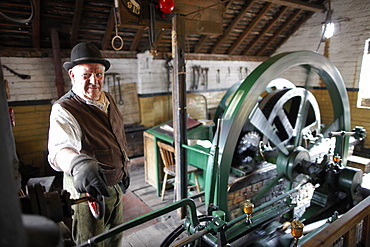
[256,9,302,56]
[50,28,65,99]
[0,47,137,59]
[130,28,144,51]
[184,53,268,62]
[102,7,115,50]
[172,15,188,218]
[193,35,209,53]
[265,0,326,13]
[271,11,314,55]
[0,47,268,61]
[194,0,234,54]
[70,0,84,47]
[31,0,40,48]
[243,6,288,55]
[211,0,255,54]
[228,2,272,55]
[152,29,166,52]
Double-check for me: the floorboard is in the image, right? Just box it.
[118,157,206,246]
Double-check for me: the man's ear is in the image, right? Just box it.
[68,69,74,82]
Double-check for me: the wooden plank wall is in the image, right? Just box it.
[111,82,141,125]
[139,90,226,127]
[11,104,51,175]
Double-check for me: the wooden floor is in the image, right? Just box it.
[120,157,206,246]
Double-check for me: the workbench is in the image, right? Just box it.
[144,118,214,196]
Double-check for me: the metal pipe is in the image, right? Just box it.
[227,184,303,227]
[79,198,200,246]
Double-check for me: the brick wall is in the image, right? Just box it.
[227,163,286,219]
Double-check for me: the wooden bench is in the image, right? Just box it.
[347,155,370,173]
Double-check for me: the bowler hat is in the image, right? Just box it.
[63,42,110,71]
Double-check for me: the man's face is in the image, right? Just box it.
[69,63,105,101]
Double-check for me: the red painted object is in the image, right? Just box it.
[159,0,174,14]
[9,107,15,127]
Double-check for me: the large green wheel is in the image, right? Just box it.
[205,51,351,218]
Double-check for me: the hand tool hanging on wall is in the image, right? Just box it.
[106,73,119,102]
[239,67,243,80]
[2,65,31,80]
[200,68,205,86]
[216,69,220,84]
[165,54,173,90]
[116,77,124,105]
[113,73,118,102]
[106,76,110,94]
[191,65,201,90]
[204,67,209,89]
[165,54,173,119]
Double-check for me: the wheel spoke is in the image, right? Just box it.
[249,106,289,155]
[277,107,294,140]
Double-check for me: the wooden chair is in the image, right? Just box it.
[157,141,201,201]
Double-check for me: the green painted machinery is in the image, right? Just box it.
[81,50,369,246]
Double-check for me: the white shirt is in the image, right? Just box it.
[48,91,110,172]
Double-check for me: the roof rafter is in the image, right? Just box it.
[264,0,325,12]
[194,35,209,53]
[257,9,303,56]
[243,6,288,55]
[32,0,40,48]
[228,2,273,55]
[102,7,115,50]
[70,0,84,47]
[211,0,256,54]
[273,11,314,53]
[131,27,144,51]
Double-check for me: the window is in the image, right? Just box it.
[357,38,370,108]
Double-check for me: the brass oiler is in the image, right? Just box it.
[291,219,304,246]
[243,199,254,224]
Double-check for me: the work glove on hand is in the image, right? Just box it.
[69,154,110,199]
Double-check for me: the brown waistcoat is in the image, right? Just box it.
[58,90,130,187]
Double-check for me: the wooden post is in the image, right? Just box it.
[51,28,65,99]
[172,14,188,217]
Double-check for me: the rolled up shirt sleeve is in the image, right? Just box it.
[48,103,82,172]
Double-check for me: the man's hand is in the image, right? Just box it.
[69,154,110,198]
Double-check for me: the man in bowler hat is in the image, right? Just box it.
[48,42,130,246]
